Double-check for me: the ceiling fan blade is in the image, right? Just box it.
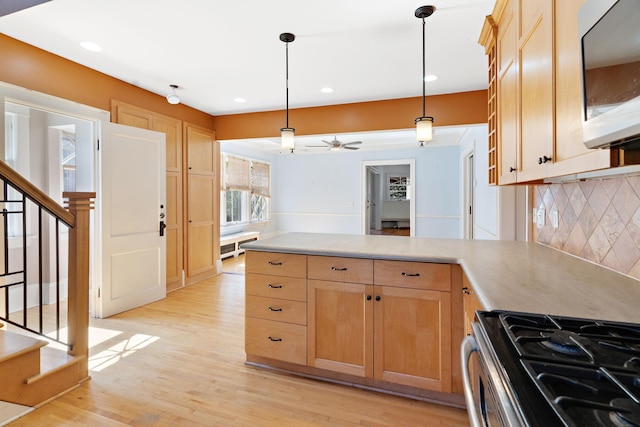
[343,141,362,146]
[344,146,359,150]
[320,140,332,145]
[306,145,330,148]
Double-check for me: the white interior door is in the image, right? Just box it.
[96,123,166,318]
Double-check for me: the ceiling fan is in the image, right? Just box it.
[306,136,362,151]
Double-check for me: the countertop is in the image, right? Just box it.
[242,232,640,323]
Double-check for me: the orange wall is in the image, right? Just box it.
[1,34,487,140]
[0,34,215,129]
[213,90,488,140]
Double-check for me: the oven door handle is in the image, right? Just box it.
[461,334,483,427]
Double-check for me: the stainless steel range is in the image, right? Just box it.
[462,311,640,427]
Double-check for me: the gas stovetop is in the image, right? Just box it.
[477,311,640,427]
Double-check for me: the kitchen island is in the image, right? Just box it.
[241,232,640,405]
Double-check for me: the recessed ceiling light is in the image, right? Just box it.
[234,97,246,103]
[80,41,102,52]
[424,74,438,82]
[320,87,334,94]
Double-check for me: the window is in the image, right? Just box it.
[221,154,270,226]
[61,130,76,192]
[389,176,410,200]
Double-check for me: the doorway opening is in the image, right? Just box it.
[463,150,475,239]
[361,159,415,236]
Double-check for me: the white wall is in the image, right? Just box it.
[458,125,523,241]
[272,145,462,238]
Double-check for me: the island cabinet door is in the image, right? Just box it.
[307,280,374,377]
[373,286,452,393]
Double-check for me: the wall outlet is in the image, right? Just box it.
[551,210,559,229]
[536,208,546,227]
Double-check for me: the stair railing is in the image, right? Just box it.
[0,160,93,377]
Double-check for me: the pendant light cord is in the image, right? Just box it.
[285,40,290,128]
[421,16,426,118]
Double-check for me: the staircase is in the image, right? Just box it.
[0,160,94,410]
[0,329,86,407]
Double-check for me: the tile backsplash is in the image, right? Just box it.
[533,176,640,280]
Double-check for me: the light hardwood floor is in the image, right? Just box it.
[9,255,470,426]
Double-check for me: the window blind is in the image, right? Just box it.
[251,161,270,197]
[225,155,250,191]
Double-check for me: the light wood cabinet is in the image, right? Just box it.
[184,123,219,283]
[462,275,484,337]
[246,252,455,395]
[306,256,452,393]
[373,260,452,393]
[480,0,621,185]
[245,251,308,365]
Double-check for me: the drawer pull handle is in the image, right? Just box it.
[268,307,283,312]
[402,272,420,277]
[268,284,283,289]
[331,267,348,271]
[268,337,282,342]
[268,261,282,266]
[462,287,470,295]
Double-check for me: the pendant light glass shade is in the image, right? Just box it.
[415,6,435,145]
[415,116,433,142]
[281,127,295,150]
[280,32,295,151]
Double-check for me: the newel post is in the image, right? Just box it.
[64,191,95,379]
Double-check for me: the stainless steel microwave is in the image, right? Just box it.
[579,0,640,149]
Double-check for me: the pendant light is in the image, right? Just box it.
[415,6,435,146]
[280,32,296,152]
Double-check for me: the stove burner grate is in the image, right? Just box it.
[540,329,592,356]
[608,398,640,427]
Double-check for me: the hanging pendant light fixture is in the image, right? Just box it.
[280,32,296,152]
[415,6,435,146]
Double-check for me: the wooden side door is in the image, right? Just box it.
[307,279,373,377]
[373,286,452,392]
[184,123,218,283]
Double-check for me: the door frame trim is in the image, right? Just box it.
[361,159,415,236]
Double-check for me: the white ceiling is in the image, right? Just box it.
[0,0,493,151]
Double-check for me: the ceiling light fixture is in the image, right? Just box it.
[415,5,435,146]
[80,41,102,52]
[280,32,296,153]
[234,97,246,103]
[320,87,334,94]
[166,84,180,105]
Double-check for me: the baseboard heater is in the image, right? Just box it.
[220,232,260,259]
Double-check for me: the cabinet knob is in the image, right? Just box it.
[375,295,381,302]
[509,167,516,173]
[366,295,372,301]
[538,155,552,164]
[462,287,470,295]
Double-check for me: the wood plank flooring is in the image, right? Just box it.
[8,255,470,426]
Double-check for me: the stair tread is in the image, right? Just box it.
[0,330,47,363]
[40,346,82,372]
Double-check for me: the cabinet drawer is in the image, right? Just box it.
[245,317,307,365]
[246,273,307,301]
[374,260,451,291]
[246,251,307,278]
[308,256,373,284]
[246,295,307,325]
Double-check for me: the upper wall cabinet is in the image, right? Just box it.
[479,0,620,185]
